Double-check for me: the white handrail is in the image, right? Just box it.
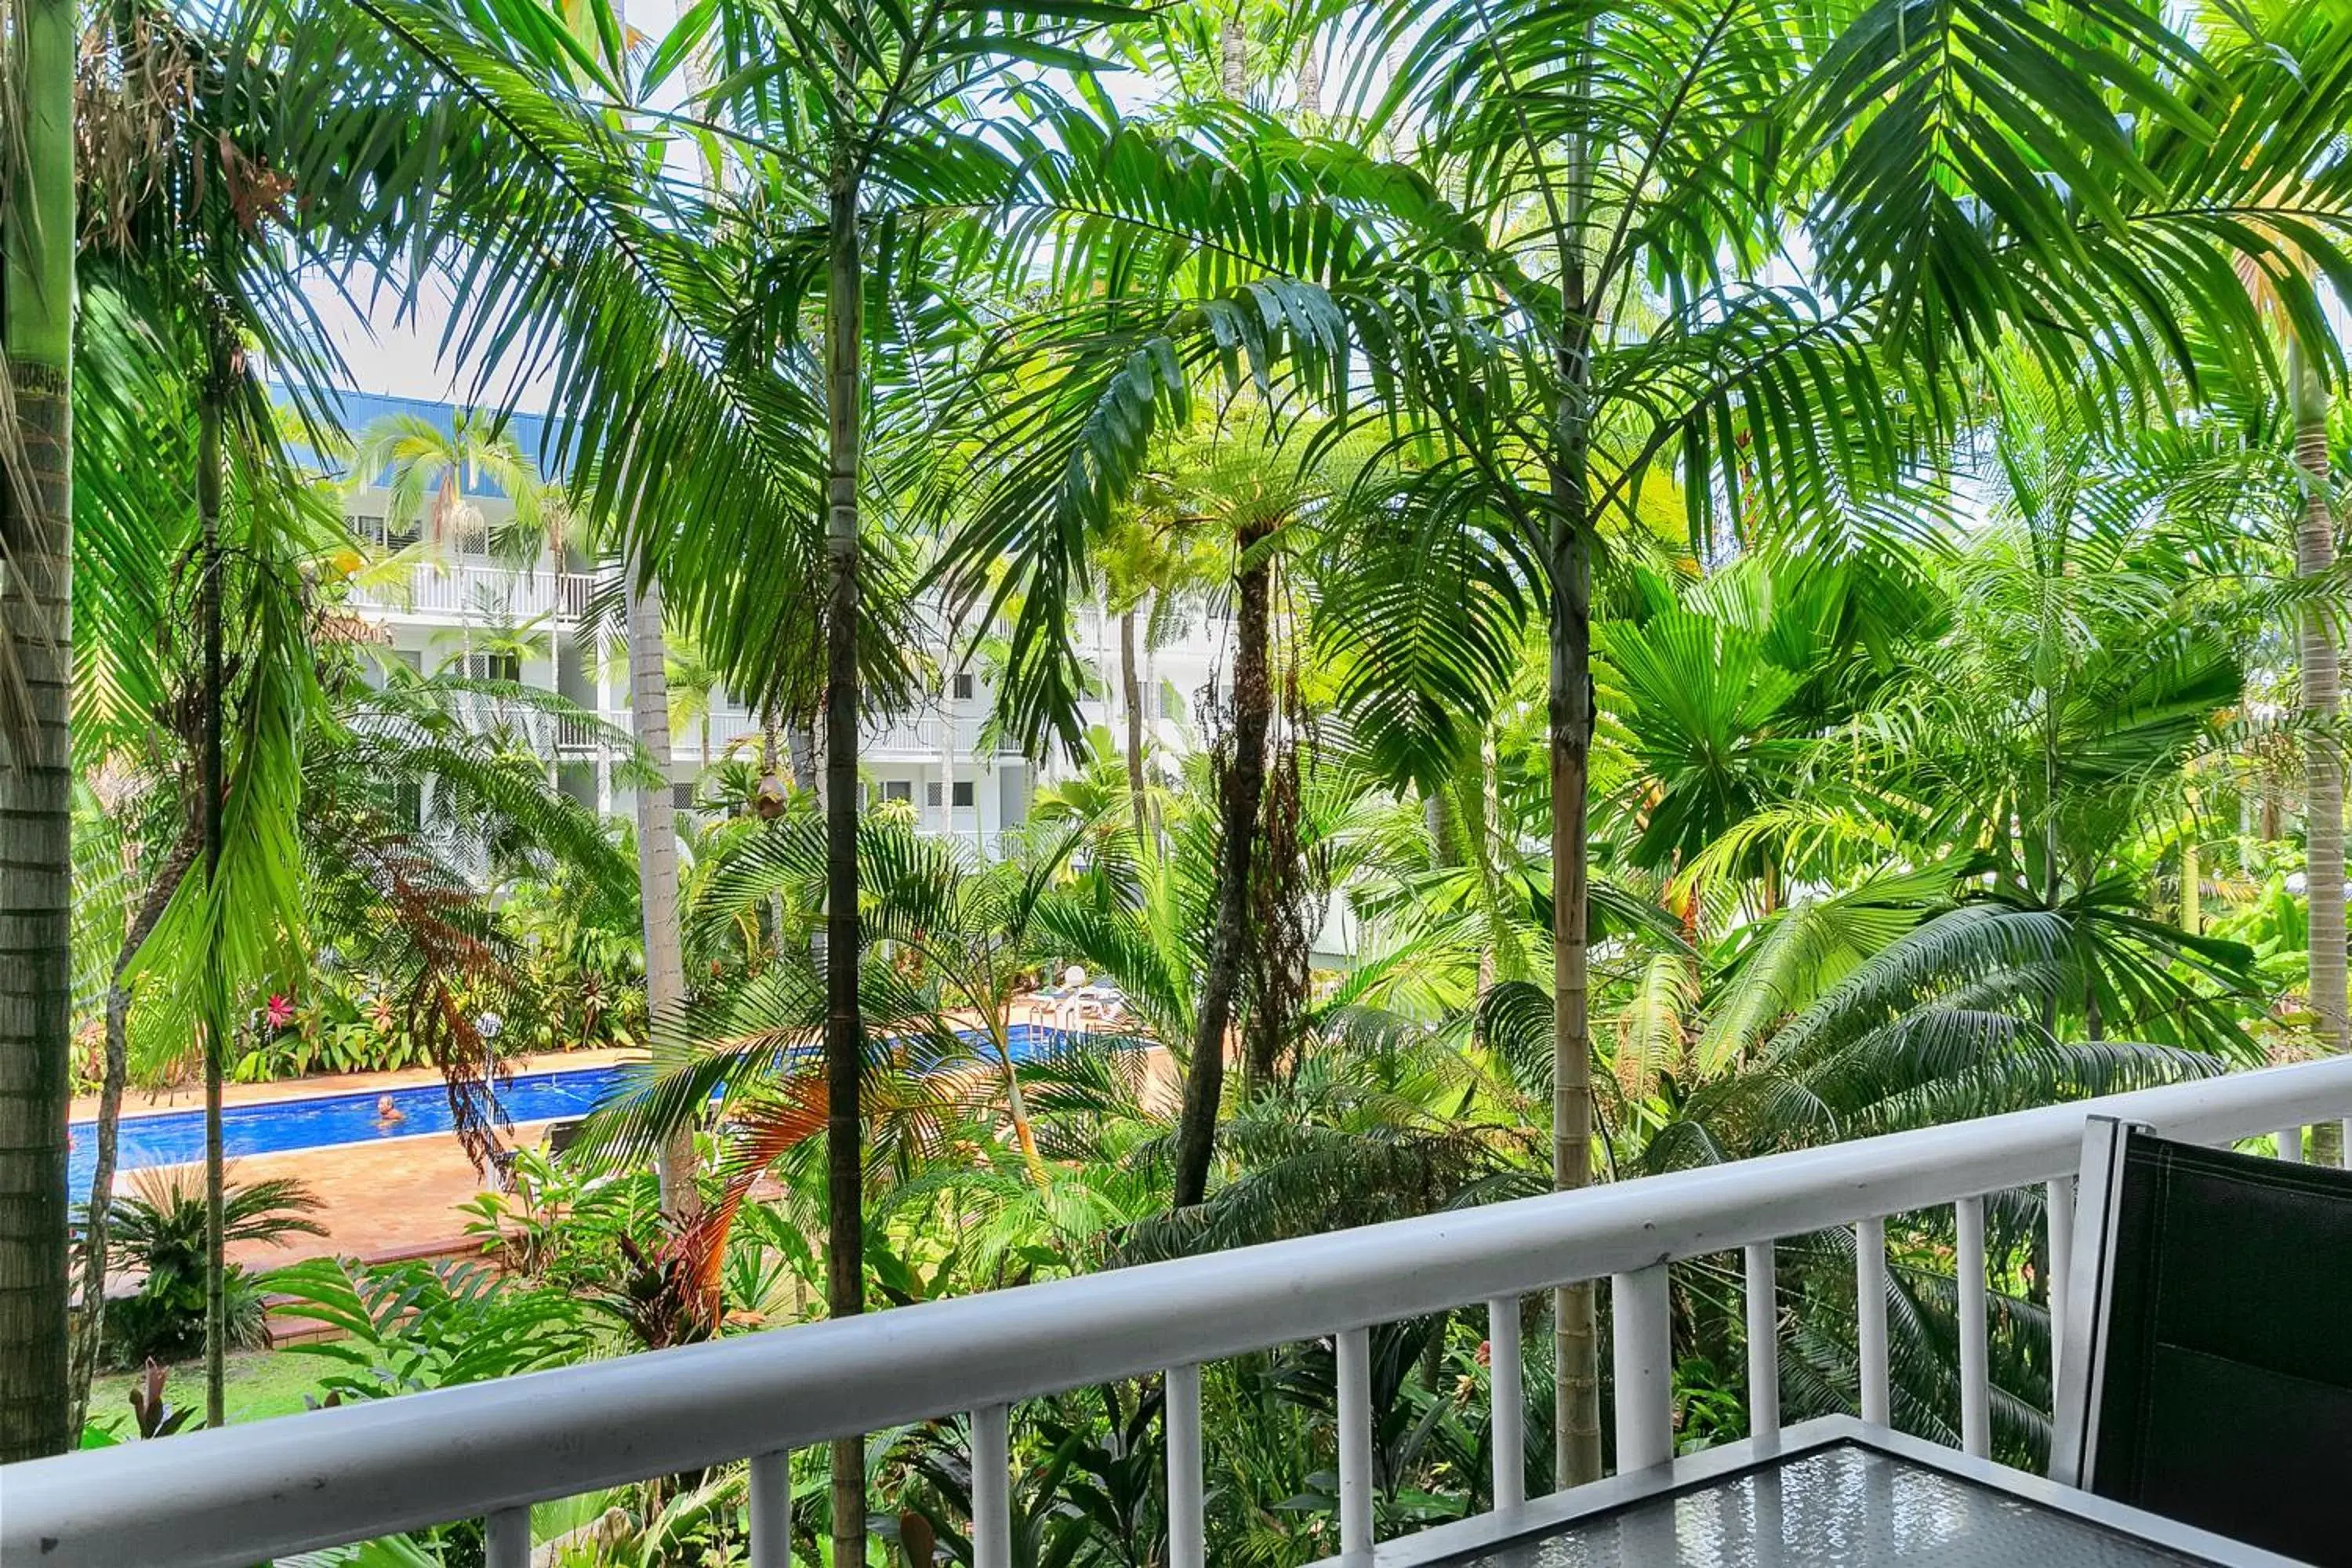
[7,1056,2349,1568]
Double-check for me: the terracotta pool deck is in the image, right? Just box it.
[84,1049,645,1276]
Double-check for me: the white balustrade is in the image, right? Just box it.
[1956,1194,1991,1457]
[350,561,564,620]
[1743,1241,1779,1452]
[1165,1364,1205,1568]
[7,1058,2350,1568]
[1855,1214,1891,1426]
[1335,1326,1375,1558]
[747,1449,790,1568]
[1486,1296,1525,1510]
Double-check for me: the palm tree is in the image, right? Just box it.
[2192,2,2350,1131]
[348,407,564,562]
[670,3,1141,1547]
[1286,0,2352,1480]
[0,0,77,1461]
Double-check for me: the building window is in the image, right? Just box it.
[884,779,913,804]
[347,513,422,551]
[672,782,695,809]
[952,781,975,808]
[926,782,943,808]
[953,673,976,701]
[459,652,521,683]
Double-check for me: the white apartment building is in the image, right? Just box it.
[328,392,1231,848]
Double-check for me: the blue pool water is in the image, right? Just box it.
[68,1022,1076,1195]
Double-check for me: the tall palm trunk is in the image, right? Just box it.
[2291,343,2345,1167]
[0,0,76,1458]
[198,348,229,1430]
[822,169,869,1566]
[1547,32,1603,1484]
[1545,488,1601,1486]
[626,568,703,1225]
[1218,13,1245,98]
[1120,606,1148,844]
[1172,520,1273,1207]
[69,829,198,1432]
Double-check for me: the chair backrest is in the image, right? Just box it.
[2050,1116,2352,1566]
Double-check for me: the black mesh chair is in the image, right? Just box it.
[2051,1116,2352,1566]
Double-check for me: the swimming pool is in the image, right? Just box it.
[67,1022,1079,1195]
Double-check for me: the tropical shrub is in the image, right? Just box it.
[96,1171,325,1368]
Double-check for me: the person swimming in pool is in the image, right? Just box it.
[375,1094,406,1130]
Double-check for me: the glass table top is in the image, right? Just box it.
[1445,1446,2213,1566]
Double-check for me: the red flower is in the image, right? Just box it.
[265,994,296,1030]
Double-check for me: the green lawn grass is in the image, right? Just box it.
[88,1346,329,1432]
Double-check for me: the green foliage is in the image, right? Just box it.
[267,1254,595,1400]
[94,1171,325,1369]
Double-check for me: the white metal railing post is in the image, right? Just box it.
[748,1450,790,1568]
[2047,1175,2074,1388]
[1610,1264,1674,1474]
[1743,1241,1780,1451]
[972,1404,1011,1568]
[2275,1126,2304,1163]
[485,1507,530,1568]
[1955,1196,1991,1457]
[1856,1215,1891,1425]
[1486,1297,1525,1511]
[1336,1327,1375,1558]
[1165,1365,1205,1568]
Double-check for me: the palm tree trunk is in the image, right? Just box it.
[0,0,76,1457]
[787,716,818,797]
[1479,728,1501,995]
[626,567,703,1226]
[70,828,199,1434]
[198,350,230,1432]
[1546,498,1602,1487]
[2291,343,2345,1167]
[822,169,869,1566]
[1173,521,1275,1208]
[1121,608,1149,844]
[1218,13,1246,98]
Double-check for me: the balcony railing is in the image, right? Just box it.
[347,563,602,622]
[9,1057,2348,1568]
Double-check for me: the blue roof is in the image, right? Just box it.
[273,385,559,499]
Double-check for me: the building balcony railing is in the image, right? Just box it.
[555,709,1013,762]
[9,1055,2349,1568]
[347,563,597,622]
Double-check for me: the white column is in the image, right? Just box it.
[1166,1364,1205,1568]
[1487,1296,1525,1511]
[971,1403,1011,1568]
[1956,1196,1990,1457]
[2047,1176,2074,1390]
[748,1450,791,1568]
[1857,1215,1891,1426]
[1744,1241,1780,1452]
[1336,1327,1375,1558]
[1611,1264,1674,1474]
[485,1507,530,1568]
